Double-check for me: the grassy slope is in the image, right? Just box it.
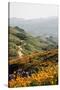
[8,26,57,57]
[8,26,58,87]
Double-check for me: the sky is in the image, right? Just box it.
[9,2,58,20]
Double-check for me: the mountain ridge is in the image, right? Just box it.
[9,17,58,37]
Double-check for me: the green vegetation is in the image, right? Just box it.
[8,26,58,57]
[8,26,58,87]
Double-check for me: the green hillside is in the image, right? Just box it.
[8,26,58,87]
[8,26,58,58]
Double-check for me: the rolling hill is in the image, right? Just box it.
[8,26,58,87]
[8,26,58,59]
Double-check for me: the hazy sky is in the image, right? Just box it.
[9,2,58,20]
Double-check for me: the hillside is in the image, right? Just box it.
[8,26,58,87]
[8,26,58,59]
[8,48,58,87]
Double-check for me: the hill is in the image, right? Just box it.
[8,26,58,87]
[8,26,58,58]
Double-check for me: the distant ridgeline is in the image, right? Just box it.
[10,17,58,37]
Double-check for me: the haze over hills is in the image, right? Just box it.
[9,17,58,37]
[8,3,58,87]
[8,18,58,87]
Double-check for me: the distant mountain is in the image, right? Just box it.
[9,17,58,37]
